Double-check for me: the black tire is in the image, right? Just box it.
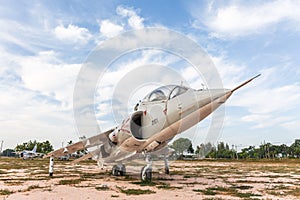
[119,164,126,176]
[165,167,170,175]
[141,166,152,182]
[112,165,119,176]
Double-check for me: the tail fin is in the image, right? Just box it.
[32,144,37,153]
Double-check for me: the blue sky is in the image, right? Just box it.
[0,0,300,150]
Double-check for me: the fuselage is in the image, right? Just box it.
[109,85,231,154]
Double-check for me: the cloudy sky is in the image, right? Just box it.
[1,0,300,150]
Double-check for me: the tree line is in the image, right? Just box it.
[170,138,300,159]
[1,140,54,156]
[2,138,300,159]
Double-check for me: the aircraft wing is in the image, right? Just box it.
[44,128,115,158]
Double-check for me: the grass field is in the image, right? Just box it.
[0,157,299,199]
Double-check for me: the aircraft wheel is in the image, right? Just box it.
[112,165,119,176]
[112,164,126,176]
[141,166,152,182]
[119,164,126,176]
[165,167,170,175]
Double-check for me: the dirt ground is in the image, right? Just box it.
[0,157,300,200]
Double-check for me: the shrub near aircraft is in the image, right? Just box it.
[45,75,260,181]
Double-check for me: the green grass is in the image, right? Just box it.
[4,180,24,186]
[193,189,217,195]
[178,181,204,185]
[201,189,217,195]
[79,171,109,179]
[155,177,175,181]
[130,181,158,186]
[156,185,183,190]
[0,189,14,195]
[235,192,261,198]
[271,184,290,190]
[95,185,109,191]
[1,158,300,198]
[58,179,83,185]
[209,187,230,192]
[290,188,300,196]
[230,185,253,190]
[24,185,43,191]
[193,186,261,198]
[118,187,156,195]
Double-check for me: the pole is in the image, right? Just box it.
[0,140,3,153]
[49,156,54,177]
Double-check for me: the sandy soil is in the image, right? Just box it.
[0,157,300,199]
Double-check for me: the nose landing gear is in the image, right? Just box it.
[141,154,152,182]
[112,164,126,176]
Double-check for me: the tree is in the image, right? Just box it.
[15,140,53,154]
[1,149,15,157]
[170,138,192,155]
[196,143,214,158]
[40,141,54,153]
[195,143,205,157]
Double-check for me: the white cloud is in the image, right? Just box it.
[241,114,291,129]
[192,0,300,38]
[116,5,144,29]
[211,55,246,88]
[231,81,300,114]
[94,50,188,126]
[98,6,145,39]
[99,20,124,38]
[282,120,300,132]
[20,51,81,103]
[225,66,300,131]
[0,49,82,149]
[0,19,47,53]
[54,24,92,44]
[204,54,300,132]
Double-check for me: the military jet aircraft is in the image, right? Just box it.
[45,74,260,181]
[20,144,39,159]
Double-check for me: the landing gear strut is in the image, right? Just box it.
[112,164,126,176]
[164,155,169,175]
[141,154,152,182]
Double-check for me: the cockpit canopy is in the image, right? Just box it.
[143,85,189,102]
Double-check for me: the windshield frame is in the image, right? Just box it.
[142,85,189,103]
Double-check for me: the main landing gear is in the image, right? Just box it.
[141,154,152,182]
[111,155,170,182]
[111,164,126,176]
[140,154,170,182]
